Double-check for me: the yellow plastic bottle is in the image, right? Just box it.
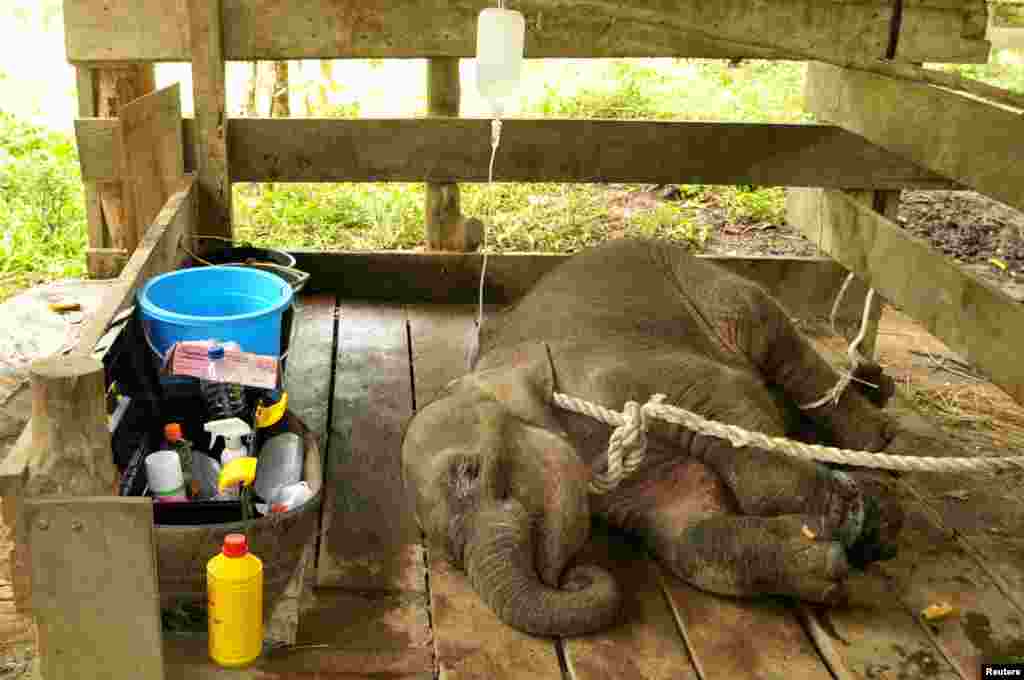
[207,533,263,667]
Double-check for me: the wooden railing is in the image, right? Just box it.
[64,0,992,273]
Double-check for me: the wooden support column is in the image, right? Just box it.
[81,64,156,278]
[8,357,163,678]
[426,58,480,251]
[188,0,232,241]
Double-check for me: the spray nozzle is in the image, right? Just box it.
[204,417,252,451]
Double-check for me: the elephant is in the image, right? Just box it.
[401,237,909,638]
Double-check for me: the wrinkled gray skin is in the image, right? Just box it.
[402,238,908,638]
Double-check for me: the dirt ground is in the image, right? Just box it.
[1,189,1023,677]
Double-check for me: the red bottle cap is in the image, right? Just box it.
[164,423,183,442]
[222,533,248,557]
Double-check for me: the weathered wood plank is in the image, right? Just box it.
[85,248,130,280]
[75,118,956,190]
[317,303,424,591]
[787,187,1024,406]
[805,62,1024,214]
[659,569,832,680]
[27,497,163,680]
[187,0,232,240]
[118,84,186,254]
[73,175,196,359]
[898,1,990,62]
[269,590,434,675]
[282,294,336,443]
[407,304,493,407]
[63,0,988,63]
[873,495,1024,680]
[254,293,337,646]
[562,525,700,680]
[229,118,956,189]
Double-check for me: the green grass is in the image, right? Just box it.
[233,58,809,253]
[0,110,87,301]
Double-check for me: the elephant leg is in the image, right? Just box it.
[644,367,869,548]
[753,300,896,453]
[660,509,851,605]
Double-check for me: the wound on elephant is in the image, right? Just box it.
[401,238,906,638]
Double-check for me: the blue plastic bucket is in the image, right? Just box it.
[138,266,294,359]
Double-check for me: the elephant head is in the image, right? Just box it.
[401,343,622,637]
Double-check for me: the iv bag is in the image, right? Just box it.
[475,8,525,116]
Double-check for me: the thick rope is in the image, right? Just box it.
[553,392,1024,495]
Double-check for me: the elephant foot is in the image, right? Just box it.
[843,474,904,570]
[665,514,853,606]
[819,470,865,550]
[819,470,902,571]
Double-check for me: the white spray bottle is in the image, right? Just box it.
[204,418,252,499]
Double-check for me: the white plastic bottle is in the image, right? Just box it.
[475,7,526,117]
[204,418,253,499]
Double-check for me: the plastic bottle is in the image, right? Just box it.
[269,481,313,514]
[207,533,263,668]
[205,418,253,499]
[164,423,197,499]
[201,343,247,420]
[475,7,526,117]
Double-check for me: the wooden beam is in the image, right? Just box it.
[229,118,956,188]
[117,84,186,255]
[787,187,1024,406]
[27,498,164,680]
[85,248,131,280]
[897,0,990,62]
[805,61,1024,214]
[76,118,956,190]
[187,0,232,240]
[75,175,196,359]
[292,250,880,340]
[62,0,989,64]
[426,57,474,252]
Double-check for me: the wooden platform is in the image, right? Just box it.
[158,294,1024,680]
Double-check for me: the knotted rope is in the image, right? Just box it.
[555,391,1024,495]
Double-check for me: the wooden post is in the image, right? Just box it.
[25,356,117,498]
[426,58,480,252]
[13,357,163,679]
[80,64,156,278]
[188,0,233,241]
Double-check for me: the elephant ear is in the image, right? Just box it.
[460,342,564,434]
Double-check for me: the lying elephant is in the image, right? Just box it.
[401,238,907,637]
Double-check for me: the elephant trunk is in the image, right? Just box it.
[465,499,622,637]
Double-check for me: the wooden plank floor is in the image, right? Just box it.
[163,296,1024,680]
